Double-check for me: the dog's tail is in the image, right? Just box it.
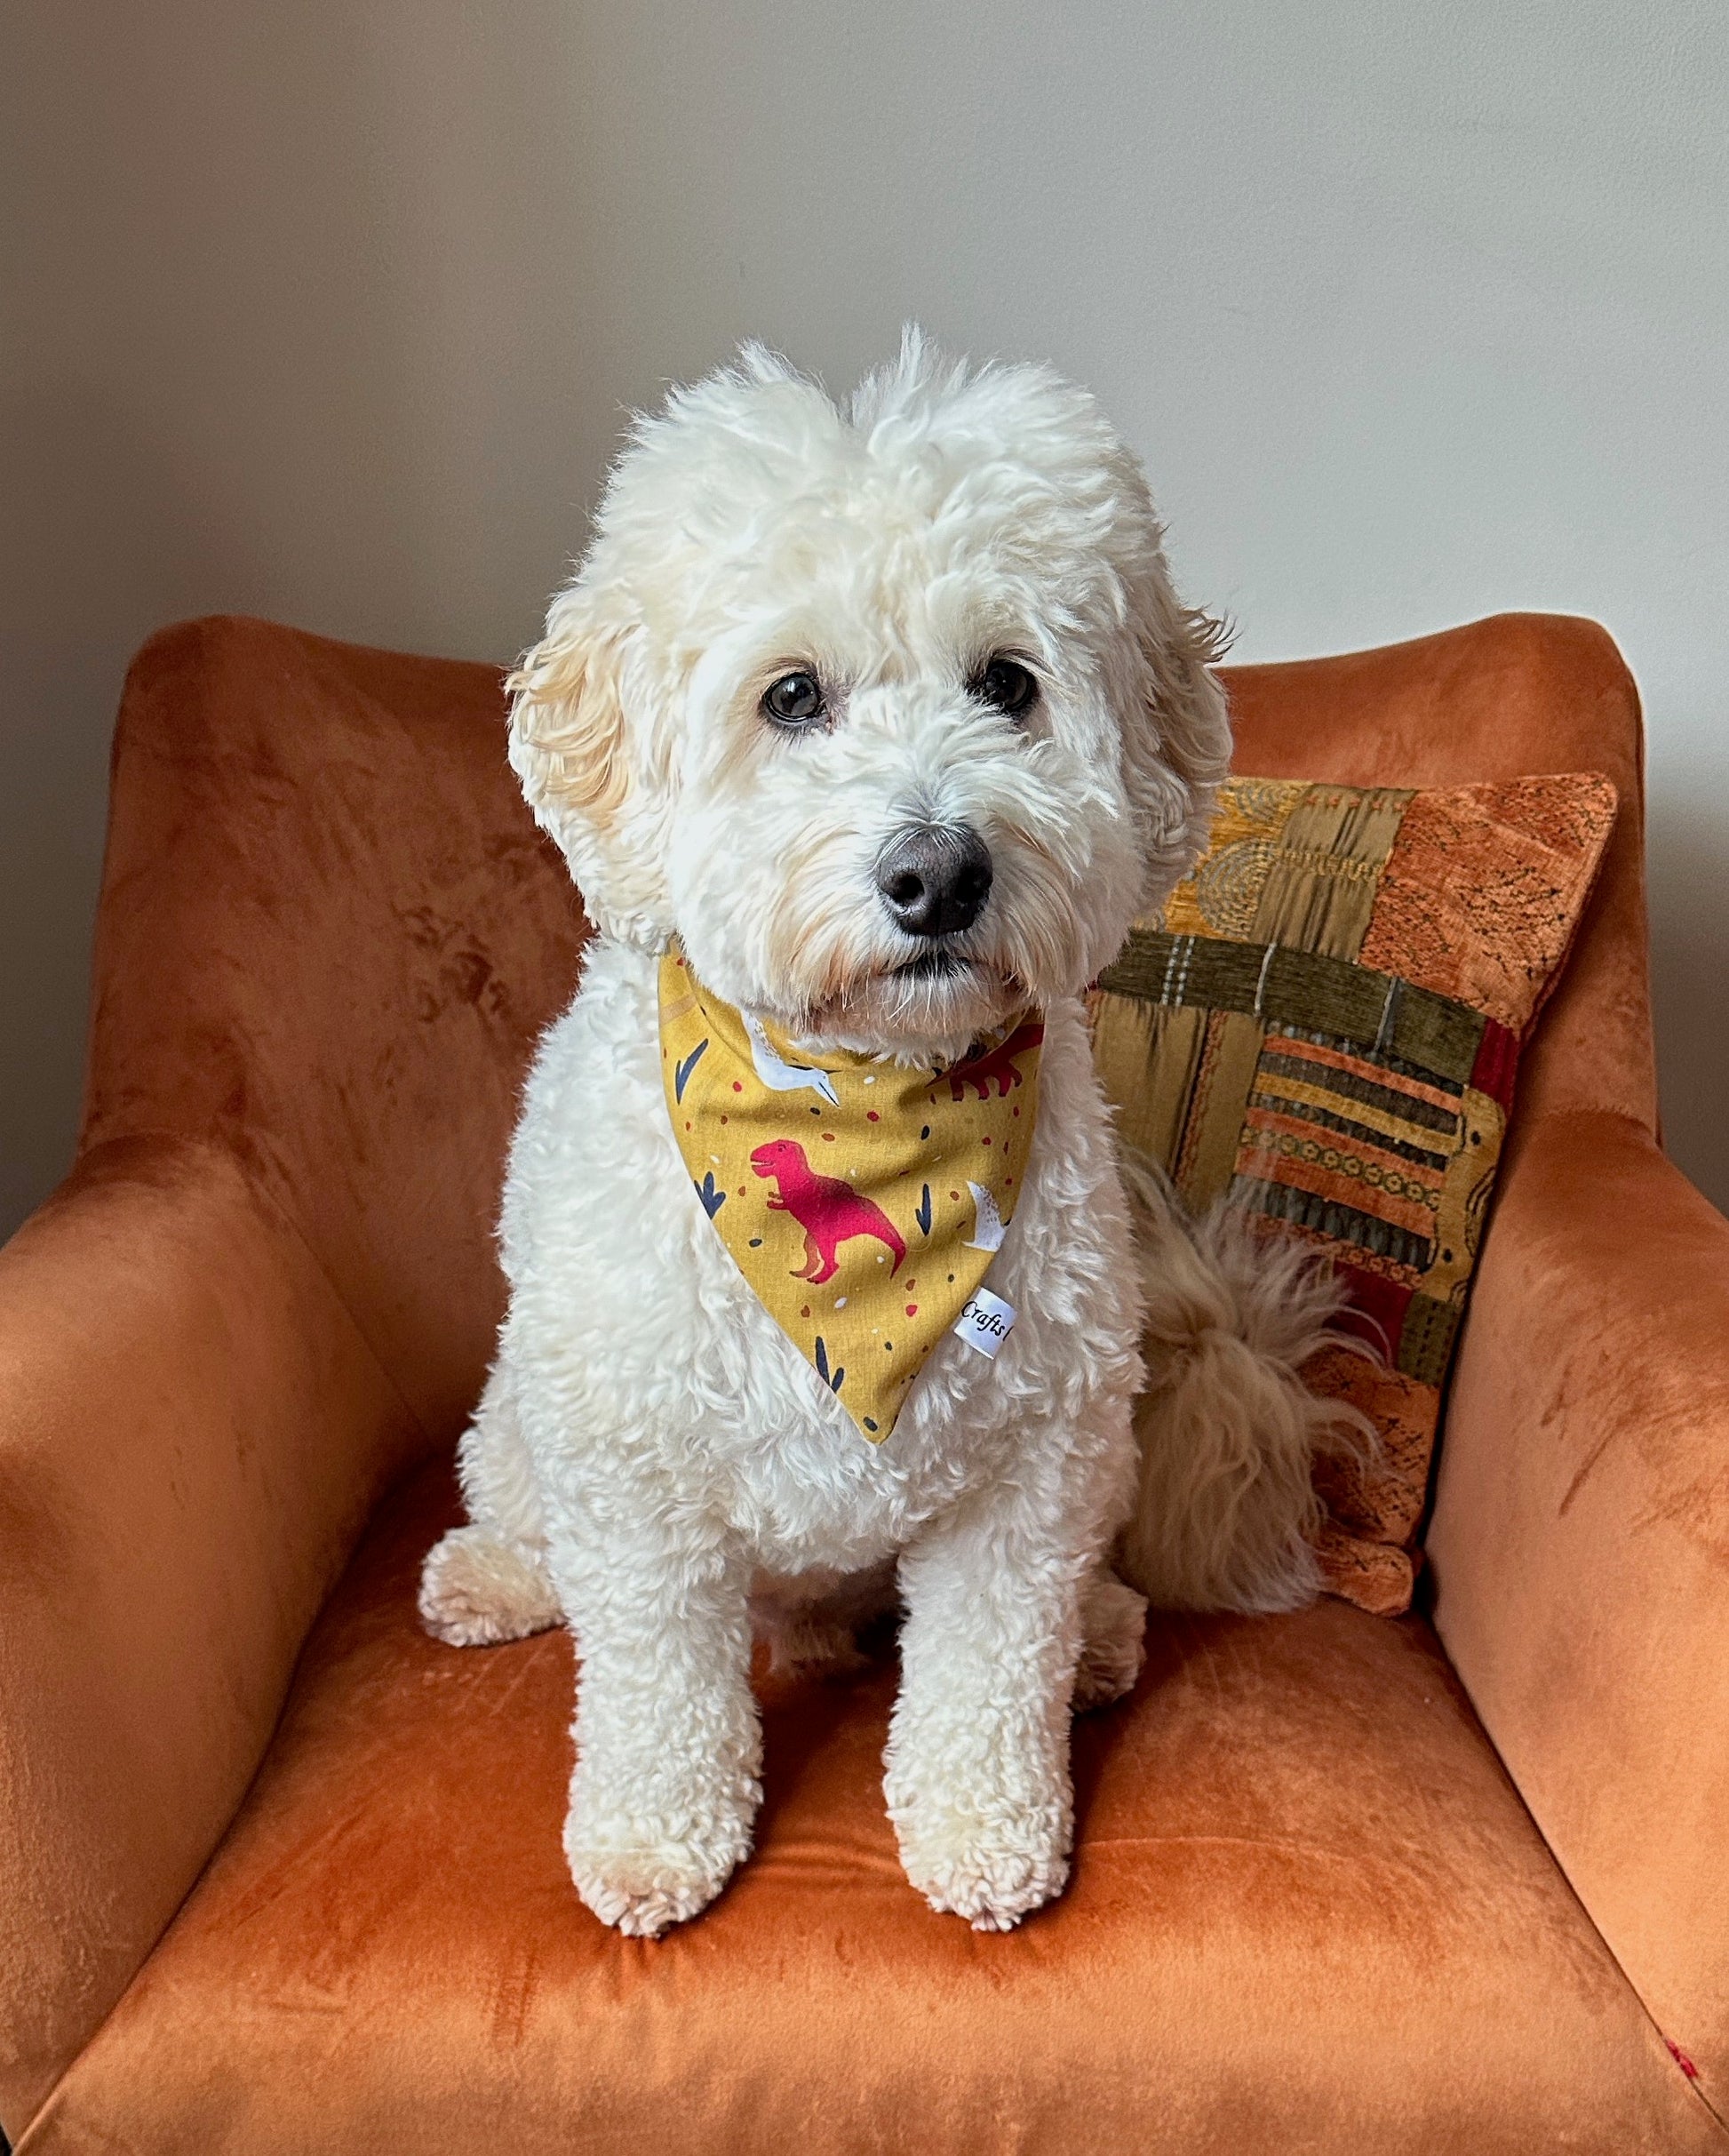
[1114,1149,1375,1615]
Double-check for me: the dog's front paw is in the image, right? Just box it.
[896,1813,1071,1932]
[418,1526,561,1648]
[564,1812,750,1938]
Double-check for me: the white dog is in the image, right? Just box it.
[418,334,1318,1938]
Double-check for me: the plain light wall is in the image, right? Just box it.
[4,0,1725,1234]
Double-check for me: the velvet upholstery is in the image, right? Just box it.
[1430,1107,1729,2104]
[1,611,1722,2151]
[17,1462,1717,2154]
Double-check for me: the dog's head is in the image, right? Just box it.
[510,332,1231,1060]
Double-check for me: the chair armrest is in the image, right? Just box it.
[0,1136,422,2136]
[1429,1109,1729,2104]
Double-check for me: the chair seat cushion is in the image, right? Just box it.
[25,1463,1709,2155]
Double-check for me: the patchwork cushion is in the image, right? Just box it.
[1091,772,1619,1614]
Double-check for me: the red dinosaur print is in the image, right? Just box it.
[750,1139,906,1284]
[947,1021,1044,1101]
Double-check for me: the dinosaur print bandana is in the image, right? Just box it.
[658,950,1042,1443]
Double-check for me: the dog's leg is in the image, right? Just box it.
[546,1486,760,1938]
[886,1425,1123,1931]
[419,1361,561,1647]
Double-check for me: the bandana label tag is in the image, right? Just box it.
[955,1285,1018,1359]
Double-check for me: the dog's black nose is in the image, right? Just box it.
[877,824,993,938]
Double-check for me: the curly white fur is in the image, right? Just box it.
[421,331,1246,1936]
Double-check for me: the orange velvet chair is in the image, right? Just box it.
[1,612,1724,2154]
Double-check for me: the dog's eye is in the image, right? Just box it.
[761,671,826,731]
[972,657,1039,720]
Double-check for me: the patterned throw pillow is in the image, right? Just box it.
[1090,772,1619,1616]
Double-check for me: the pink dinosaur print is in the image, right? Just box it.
[750,1139,906,1284]
[947,1021,1044,1101]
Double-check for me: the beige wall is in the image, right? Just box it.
[4,0,1725,1231]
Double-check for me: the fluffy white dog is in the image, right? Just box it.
[419,334,1316,1938]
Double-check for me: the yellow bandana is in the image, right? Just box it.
[658,952,1042,1442]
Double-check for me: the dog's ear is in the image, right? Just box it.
[1125,577,1233,904]
[506,601,632,845]
[506,593,677,946]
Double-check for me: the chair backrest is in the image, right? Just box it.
[82,611,1652,1446]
